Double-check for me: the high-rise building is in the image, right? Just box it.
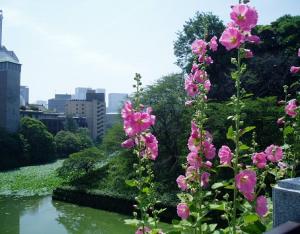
[74,87,92,100]
[36,100,48,109]
[48,94,71,113]
[0,10,21,133]
[20,85,29,106]
[107,93,128,113]
[96,88,105,94]
[65,89,106,140]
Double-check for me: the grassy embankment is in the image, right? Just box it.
[0,160,64,196]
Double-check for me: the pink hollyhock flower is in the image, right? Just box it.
[191,63,198,72]
[252,152,267,169]
[204,161,213,169]
[246,34,260,44]
[187,152,202,168]
[135,226,151,234]
[290,66,300,74]
[298,48,300,57]
[218,145,233,165]
[243,192,255,201]
[205,56,214,64]
[204,79,211,92]
[185,166,198,181]
[277,117,285,126]
[121,101,134,120]
[203,141,216,160]
[230,4,258,31]
[244,49,253,58]
[285,99,298,117]
[176,175,188,191]
[265,145,283,162]
[193,69,207,83]
[256,195,268,217]
[209,36,218,52]
[200,172,210,188]
[121,138,135,149]
[185,76,199,97]
[177,203,190,219]
[191,39,207,56]
[235,170,256,194]
[220,27,244,50]
[141,133,158,160]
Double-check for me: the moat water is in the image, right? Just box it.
[0,195,135,234]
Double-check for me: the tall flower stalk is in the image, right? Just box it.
[121,74,164,234]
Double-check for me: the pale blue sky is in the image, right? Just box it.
[1,0,300,103]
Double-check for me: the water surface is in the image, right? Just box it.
[0,195,135,234]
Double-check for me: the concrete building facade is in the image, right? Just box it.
[20,85,29,106]
[48,94,71,113]
[0,10,21,133]
[65,90,106,140]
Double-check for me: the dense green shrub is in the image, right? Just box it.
[57,147,104,183]
[20,117,56,164]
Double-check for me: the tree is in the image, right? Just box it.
[20,117,56,163]
[76,128,93,149]
[100,123,126,154]
[63,116,79,132]
[55,131,81,157]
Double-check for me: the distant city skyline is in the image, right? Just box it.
[2,0,300,102]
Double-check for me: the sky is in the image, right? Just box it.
[1,0,300,103]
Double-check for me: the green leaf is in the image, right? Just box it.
[240,144,250,150]
[241,220,266,234]
[244,214,259,224]
[239,126,256,137]
[209,224,218,232]
[212,182,226,189]
[124,218,140,226]
[209,203,226,211]
[125,179,137,187]
[226,126,234,141]
[284,126,294,136]
[142,187,150,194]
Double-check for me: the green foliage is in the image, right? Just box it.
[100,123,126,154]
[63,116,79,132]
[55,131,81,156]
[56,147,104,183]
[20,117,56,164]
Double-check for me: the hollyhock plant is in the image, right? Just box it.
[230,4,258,31]
[191,39,207,56]
[202,141,216,160]
[177,203,190,220]
[285,99,298,117]
[290,66,300,74]
[265,145,283,162]
[256,196,268,217]
[135,226,151,234]
[244,49,253,58]
[219,27,244,50]
[235,170,257,195]
[209,36,218,52]
[252,152,267,169]
[200,172,210,188]
[121,138,135,149]
[187,151,202,168]
[176,175,188,191]
[218,145,233,165]
[298,48,300,57]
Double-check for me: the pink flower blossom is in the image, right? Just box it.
[256,195,268,217]
[121,138,135,149]
[298,48,300,57]
[204,161,213,169]
[235,170,256,195]
[204,80,211,92]
[191,63,198,72]
[193,69,207,83]
[203,141,216,160]
[220,27,244,50]
[185,166,198,181]
[177,203,190,219]
[277,117,285,126]
[200,172,210,188]
[252,152,267,169]
[218,145,233,165]
[187,152,202,168]
[246,35,260,44]
[191,39,207,56]
[244,49,253,58]
[285,99,298,117]
[290,66,300,74]
[265,145,283,162]
[176,175,188,191]
[185,76,199,97]
[230,4,258,31]
[209,36,218,52]
[141,133,158,160]
[185,100,194,106]
[135,226,151,234]
[205,56,214,65]
[278,161,287,169]
[243,192,255,201]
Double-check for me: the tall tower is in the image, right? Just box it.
[0,11,21,132]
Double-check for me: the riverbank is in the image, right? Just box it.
[0,160,64,196]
